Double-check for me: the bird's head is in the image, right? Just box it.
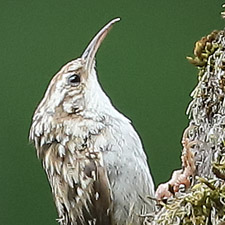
[35,18,120,119]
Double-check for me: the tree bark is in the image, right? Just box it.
[148,28,225,225]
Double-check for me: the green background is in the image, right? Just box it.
[0,0,224,224]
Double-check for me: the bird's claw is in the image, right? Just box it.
[155,127,197,201]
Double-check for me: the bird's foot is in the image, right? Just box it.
[155,129,197,200]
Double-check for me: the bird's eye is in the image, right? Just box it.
[68,74,80,86]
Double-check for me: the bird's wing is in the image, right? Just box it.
[40,139,113,225]
[87,163,113,224]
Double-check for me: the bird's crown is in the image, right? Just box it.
[33,18,121,119]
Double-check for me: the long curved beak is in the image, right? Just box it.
[81,18,120,72]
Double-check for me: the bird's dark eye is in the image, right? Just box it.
[68,74,80,86]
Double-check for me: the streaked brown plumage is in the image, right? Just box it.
[29,18,155,225]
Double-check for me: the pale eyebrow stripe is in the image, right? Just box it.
[67,65,82,72]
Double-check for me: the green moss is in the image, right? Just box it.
[186,30,220,78]
[148,29,225,225]
[154,177,225,225]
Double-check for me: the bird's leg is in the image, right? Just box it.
[155,127,197,200]
[172,138,196,192]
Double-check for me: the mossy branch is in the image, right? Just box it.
[146,9,225,225]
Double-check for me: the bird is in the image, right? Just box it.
[29,18,155,225]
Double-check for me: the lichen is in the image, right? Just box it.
[186,30,219,78]
[147,29,225,225]
[149,177,225,225]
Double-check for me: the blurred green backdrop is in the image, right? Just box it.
[0,0,224,224]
